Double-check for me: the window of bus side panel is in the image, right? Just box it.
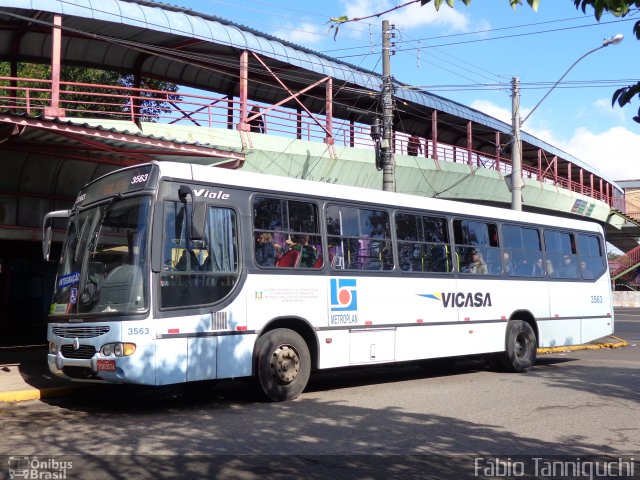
[325,204,393,271]
[576,232,605,280]
[395,211,452,273]
[159,201,239,309]
[252,195,323,269]
[500,224,544,278]
[453,219,500,275]
[543,230,578,279]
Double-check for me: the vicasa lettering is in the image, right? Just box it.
[442,292,492,308]
[192,188,229,200]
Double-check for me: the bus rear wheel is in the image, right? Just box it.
[255,328,311,402]
[500,320,537,373]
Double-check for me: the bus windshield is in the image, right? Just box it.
[50,195,152,316]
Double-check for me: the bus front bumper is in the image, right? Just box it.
[48,352,110,382]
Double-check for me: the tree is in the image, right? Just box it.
[329,0,640,123]
[0,63,181,122]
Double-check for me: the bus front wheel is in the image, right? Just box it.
[500,320,537,373]
[255,328,311,402]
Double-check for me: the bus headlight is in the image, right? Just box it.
[101,344,113,356]
[100,343,136,357]
[48,342,58,355]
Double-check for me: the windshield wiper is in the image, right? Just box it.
[90,194,124,254]
[75,194,123,263]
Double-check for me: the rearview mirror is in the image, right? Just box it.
[42,210,70,261]
[178,185,205,241]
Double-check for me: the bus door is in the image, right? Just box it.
[155,184,243,384]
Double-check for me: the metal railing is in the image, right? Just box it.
[609,243,640,278]
[0,76,615,206]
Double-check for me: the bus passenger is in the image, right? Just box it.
[558,254,578,278]
[546,259,557,277]
[580,260,594,279]
[255,233,281,267]
[465,249,487,275]
[502,250,515,275]
[286,234,318,268]
[399,244,413,271]
[532,257,545,276]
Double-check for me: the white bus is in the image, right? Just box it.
[43,161,613,401]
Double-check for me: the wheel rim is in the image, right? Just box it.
[270,344,301,384]
[514,332,530,360]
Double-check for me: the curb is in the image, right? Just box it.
[0,385,83,403]
[537,336,629,355]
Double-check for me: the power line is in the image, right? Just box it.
[336,16,636,59]
[397,79,636,93]
[394,14,604,47]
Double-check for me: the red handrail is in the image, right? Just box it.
[610,243,640,277]
[0,75,615,206]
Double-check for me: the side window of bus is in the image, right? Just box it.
[544,230,578,279]
[576,233,605,280]
[453,219,499,275]
[395,212,451,273]
[501,225,543,277]
[252,196,323,269]
[326,205,393,271]
[160,202,238,309]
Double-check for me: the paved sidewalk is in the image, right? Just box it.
[0,345,85,403]
[0,336,629,404]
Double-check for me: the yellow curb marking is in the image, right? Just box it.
[0,387,80,403]
[0,389,41,403]
[538,336,629,355]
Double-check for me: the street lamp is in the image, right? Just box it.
[510,33,624,211]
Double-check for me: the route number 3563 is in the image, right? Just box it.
[131,174,149,184]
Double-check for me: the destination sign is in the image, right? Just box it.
[75,164,157,207]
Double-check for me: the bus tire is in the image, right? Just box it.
[500,320,537,373]
[255,328,311,402]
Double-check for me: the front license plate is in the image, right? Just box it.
[96,359,116,372]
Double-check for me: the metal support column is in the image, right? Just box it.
[44,14,64,118]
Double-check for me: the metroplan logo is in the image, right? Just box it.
[330,278,358,311]
[330,278,358,325]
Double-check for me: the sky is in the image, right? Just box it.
[166,0,639,182]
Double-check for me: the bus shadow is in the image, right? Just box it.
[305,357,486,393]
[36,346,638,415]
[8,361,639,479]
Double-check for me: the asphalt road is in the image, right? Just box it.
[1,310,638,479]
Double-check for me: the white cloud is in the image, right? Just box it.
[470,99,640,181]
[562,127,640,181]
[339,0,469,32]
[577,97,627,124]
[272,22,326,45]
[470,99,510,124]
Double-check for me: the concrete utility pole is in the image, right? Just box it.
[510,34,623,211]
[381,20,395,192]
[510,76,523,211]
